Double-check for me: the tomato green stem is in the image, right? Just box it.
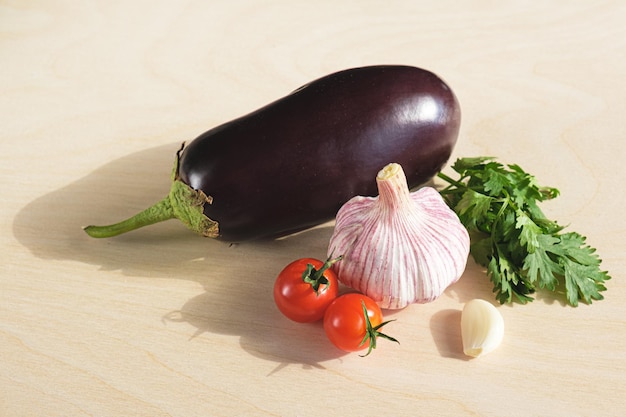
[359,300,399,357]
[302,255,343,295]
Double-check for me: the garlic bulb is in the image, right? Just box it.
[461,299,505,357]
[327,163,470,309]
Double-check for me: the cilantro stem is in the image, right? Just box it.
[436,172,467,193]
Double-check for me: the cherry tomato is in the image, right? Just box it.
[273,256,341,323]
[323,293,398,356]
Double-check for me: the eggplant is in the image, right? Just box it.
[84,65,461,242]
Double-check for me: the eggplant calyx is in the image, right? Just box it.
[83,147,219,239]
[169,143,219,238]
[168,179,219,238]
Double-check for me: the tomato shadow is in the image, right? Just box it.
[154,223,349,368]
[12,142,346,368]
[161,280,348,372]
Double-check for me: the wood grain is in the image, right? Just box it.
[2,1,625,416]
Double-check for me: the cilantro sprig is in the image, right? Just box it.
[437,157,610,306]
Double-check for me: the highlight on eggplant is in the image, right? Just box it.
[83,65,462,242]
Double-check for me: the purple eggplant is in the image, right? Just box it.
[84,65,461,241]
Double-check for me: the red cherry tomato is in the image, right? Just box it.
[273,257,341,323]
[323,293,398,356]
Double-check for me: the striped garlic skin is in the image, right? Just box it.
[328,163,470,309]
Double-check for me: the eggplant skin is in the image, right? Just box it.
[177,65,461,242]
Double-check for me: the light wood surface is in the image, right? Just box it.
[2,1,625,416]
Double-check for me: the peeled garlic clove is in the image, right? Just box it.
[461,299,504,358]
[328,163,470,309]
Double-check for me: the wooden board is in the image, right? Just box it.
[2,1,625,416]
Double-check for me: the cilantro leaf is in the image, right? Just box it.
[522,234,562,290]
[437,157,611,306]
[456,190,494,231]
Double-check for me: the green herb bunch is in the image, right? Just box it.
[437,157,610,306]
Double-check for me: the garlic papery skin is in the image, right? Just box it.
[327,163,470,309]
[461,299,505,358]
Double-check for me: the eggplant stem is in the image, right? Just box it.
[83,197,175,238]
[84,144,219,239]
[83,178,219,239]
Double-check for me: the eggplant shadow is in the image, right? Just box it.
[13,142,345,366]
